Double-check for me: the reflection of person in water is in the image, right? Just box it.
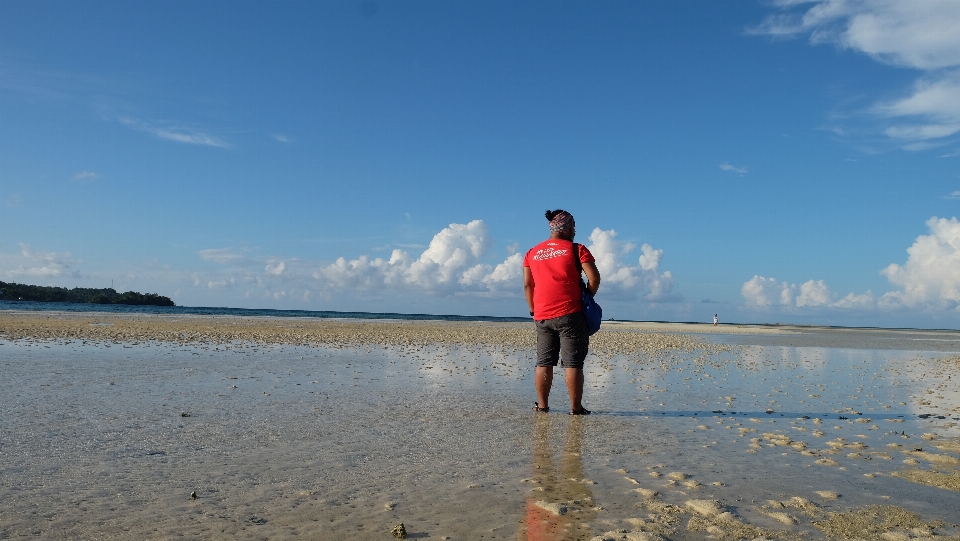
[520,416,597,540]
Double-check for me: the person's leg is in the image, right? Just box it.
[564,367,584,411]
[558,312,590,413]
[536,366,554,409]
[535,319,560,410]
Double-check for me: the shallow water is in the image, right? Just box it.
[1,336,959,540]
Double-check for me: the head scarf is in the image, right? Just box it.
[549,211,574,232]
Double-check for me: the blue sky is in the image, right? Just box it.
[2,0,960,328]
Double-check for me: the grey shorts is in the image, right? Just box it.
[535,311,589,369]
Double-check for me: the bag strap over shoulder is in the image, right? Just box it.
[571,242,583,273]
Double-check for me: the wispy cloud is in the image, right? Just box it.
[751,1,960,146]
[119,117,231,149]
[719,162,748,175]
[942,190,960,200]
[72,171,99,181]
[198,248,248,264]
[271,134,293,143]
[1,243,82,280]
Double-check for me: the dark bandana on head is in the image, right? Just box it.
[549,211,574,232]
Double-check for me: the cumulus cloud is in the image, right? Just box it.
[585,228,681,302]
[880,216,960,309]
[742,276,797,307]
[2,243,81,279]
[183,220,681,306]
[307,220,680,301]
[742,275,874,310]
[743,216,960,313]
[313,220,508,295]
[752,0,960,144]
[719,162,748,175]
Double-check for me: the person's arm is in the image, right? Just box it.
[583,261,600,296]
[523,266,535,316]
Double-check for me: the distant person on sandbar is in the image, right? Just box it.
[714,314,718,326]
[523,209,600,415]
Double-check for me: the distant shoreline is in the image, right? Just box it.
[2,299,959,334]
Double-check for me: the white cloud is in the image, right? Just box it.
[753,1,960,69]
[134,220,683,308]
[796,279,833,307]
[271,134,293,143]
[2,243,81,280]
[752,1,960,144]
[585,228,680,302]
[313,220,505,295]
[743,275,875,310]
[119,117,230,149]
[880,216,960,309]
[307,221,681,301]
[834,290,875,309]
[719,162,749,175]
[743,216,960,313]
[72,171,99,181]
[742,276,796,307]
[942,190,960,199]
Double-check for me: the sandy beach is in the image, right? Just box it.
[2,311,960,540]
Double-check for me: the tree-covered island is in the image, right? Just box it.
[0,281,175,306]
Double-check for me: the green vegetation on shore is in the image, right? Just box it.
[0,281,175,306]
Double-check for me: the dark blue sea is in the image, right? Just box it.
[0,300,530,323]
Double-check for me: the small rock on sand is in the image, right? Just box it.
[534,501,567,515]
[633,487,659,499]
[815,491,840,500]
[685,499,725,516]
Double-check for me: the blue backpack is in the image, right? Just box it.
[572,243,602,335]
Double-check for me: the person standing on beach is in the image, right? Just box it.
[523,210,600,415]
[714,314,718,326]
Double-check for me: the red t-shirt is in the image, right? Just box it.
[523,239,595,321]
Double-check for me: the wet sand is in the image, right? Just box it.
[2,312,960,540]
